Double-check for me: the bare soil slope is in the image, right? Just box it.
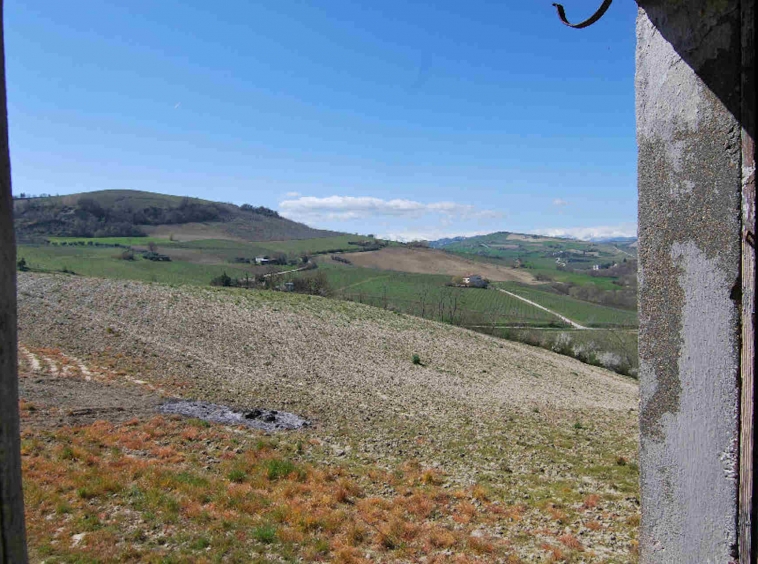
[337,246,536,283]
[17,273,636,459]
[17,273,640,560]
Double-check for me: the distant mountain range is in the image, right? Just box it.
[429,232,637,248]
[13,190,341,242]
[586,236,637,244]
[427,236,468,249]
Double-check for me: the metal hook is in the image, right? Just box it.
[553,0,613,28]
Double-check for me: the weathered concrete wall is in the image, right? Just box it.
[636,0,743,561]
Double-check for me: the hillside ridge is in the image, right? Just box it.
[13,189,341,242]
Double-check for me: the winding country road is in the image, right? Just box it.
[496,288,588,329]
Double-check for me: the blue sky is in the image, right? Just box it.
[6,1,638,241]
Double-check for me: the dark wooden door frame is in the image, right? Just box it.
[740,0,757,560]
[0,0,28,561]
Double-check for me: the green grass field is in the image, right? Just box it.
[174,235,379,259]
[17,245,260,287]
[47,234,375,255]
[42,235,386,271]
[497,282,638,328]
[306,263,562,327]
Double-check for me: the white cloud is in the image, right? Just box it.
[378,229,492,243]
[279,195,503,223]
[533,223,637,241]
[552,198,568,206]
[283,191,301,199]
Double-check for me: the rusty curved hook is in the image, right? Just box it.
[553,0,613,29]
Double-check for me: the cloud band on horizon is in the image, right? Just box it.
[278,195,504,223]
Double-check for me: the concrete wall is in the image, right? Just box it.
[636,0,744,561]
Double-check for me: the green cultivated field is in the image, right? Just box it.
[47,234,381,257]
[175,235,386,259]
[16,245,260,287]
[497,282,638,328]
[309,263,562,327]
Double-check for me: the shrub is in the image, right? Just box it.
[189,537,211,550]
[290,271,331,297]
[117,250,135,261]
[332,254,352,265]
[210,272,234,287]
[252,524,277,544]
[16,257,29,271]
[412,354,422,366]
[266,459,298,481]
[142,251,171,262]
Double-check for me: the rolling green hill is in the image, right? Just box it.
[13,189,341,242]
[439,231,636,271]
[433,231,638,310]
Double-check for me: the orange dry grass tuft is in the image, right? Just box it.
[404,493,434,519]
[558,533,584,551]
[453,501,477,525]
[582,494,600,510]
[547,505,567,523]
[428,527,457,548]
[332,545,369,564]
[491,503,525,522]
[420,468,445,486]
[471,484,490,502]
[18,399,37,418]
[586,519,603,531]
[468,535,496,554]
[541,543,565,561]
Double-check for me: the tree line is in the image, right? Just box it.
[13,195,280,238]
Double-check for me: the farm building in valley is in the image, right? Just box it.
[461,274,488,288]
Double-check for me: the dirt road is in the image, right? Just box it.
[496,288,588,329]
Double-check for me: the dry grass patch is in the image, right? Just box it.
[23,417,529,563]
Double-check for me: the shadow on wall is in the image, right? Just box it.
[637,0,751,139]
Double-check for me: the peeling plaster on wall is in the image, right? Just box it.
[677,240,736,539]
[636,26,704,142]
[637,1,741,441]
[636,0,742,560]
[641,242,739,562]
